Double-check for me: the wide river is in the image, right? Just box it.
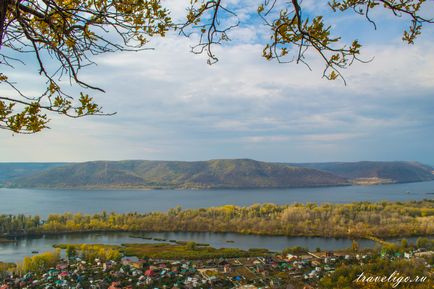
[0,232,422,263]
[0,181,433,217]
[0,182,432,263]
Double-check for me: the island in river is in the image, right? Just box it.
[1,200,433,239]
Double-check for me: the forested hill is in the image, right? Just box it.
[2,159,433,189]
[288,161,434,184]
[4,159,349,189]
[0,163,66,184]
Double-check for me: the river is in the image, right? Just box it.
[0,232,423,263]
[0,181,433,217]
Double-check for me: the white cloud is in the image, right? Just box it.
[1,12,434,163]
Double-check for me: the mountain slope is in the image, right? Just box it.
[5,159,350,189]
[0,163,66,185]
[288,161,434,184]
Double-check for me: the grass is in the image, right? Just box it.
[122,243,270,260]
[0,238,14,243]
[54,244,121,250]
[54,242,271,260]
[0,262,16,272]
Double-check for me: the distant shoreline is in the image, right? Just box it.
[0,183,352,191]
[2,179,433,191]
[4,229,434,242]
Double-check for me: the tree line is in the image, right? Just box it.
[0,200,433,238]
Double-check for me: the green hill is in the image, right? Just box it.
[0,163,66,185]
[3,160,433,189]
[4,159,350,189]
[289,161,434,184]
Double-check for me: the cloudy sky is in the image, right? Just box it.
[1,1,434,164]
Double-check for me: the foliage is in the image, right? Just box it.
[15,250,60,274]
[65,244,77,259]
[352,240,360,252]
[182,0,433,83]
[40,200,434,237]
[0,262,15,278]
[0,214,40,234]
[55,244,121,262]
[0,0,171,133]
[1,200,433,239]
[56,242,268,260]
[416,237,434,250]
[0,1,433,132]
[122,243,269,260]
[185,241,196,251]
[282,246,307,255]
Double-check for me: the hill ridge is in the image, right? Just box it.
[2,159,433,189]
[3,159,348,189]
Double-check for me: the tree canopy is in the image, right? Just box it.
[0,0,432,133]
[1,200,433,238]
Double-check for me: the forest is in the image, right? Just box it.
[0,200,433,238]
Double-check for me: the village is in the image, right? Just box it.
[0,244,432,289]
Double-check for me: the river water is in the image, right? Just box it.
[0,231,421,263]
[0,181,432,263]
[0,181,433,217]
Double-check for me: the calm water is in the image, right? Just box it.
[0,231,424,263]
[0,232,390,263]
[0,181,433,217]
[1,180,432,263]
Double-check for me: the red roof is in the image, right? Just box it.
[145,269,155,276]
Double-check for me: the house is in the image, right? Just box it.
[131,259,146,269]
[311,260,321,267]
[108,281,121,289]
[144,269,155,277]
[236,284,258,289]
[286,254,297,261]
[414,251,434,257]
[223,264,232,273]
[252,259,262,265]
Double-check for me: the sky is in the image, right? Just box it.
[1,1,434,164]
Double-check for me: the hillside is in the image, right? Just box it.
[3,160,433,189]
[0,163,66,185]
[4,159,350,189]
[289,161,434,184]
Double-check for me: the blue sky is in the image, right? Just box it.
[1,0,434,164]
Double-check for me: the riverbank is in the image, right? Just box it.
[2,200,433,240]
[0,238,14,244]
[5,228,434,240]
[2,231,433,263]
[54,243,272,260]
